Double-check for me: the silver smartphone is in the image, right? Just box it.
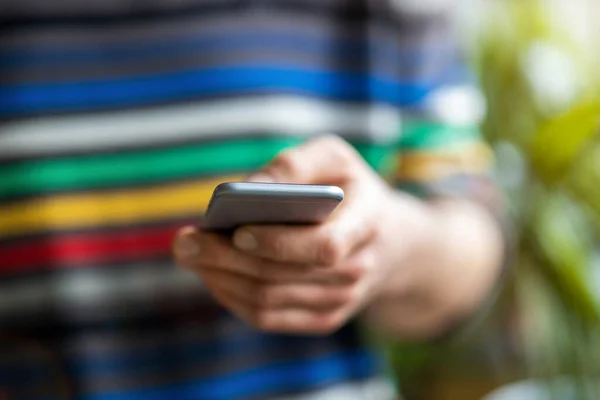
[202,182,344,231]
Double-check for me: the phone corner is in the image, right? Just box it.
[212,182,237,198]
[328,186,345,202]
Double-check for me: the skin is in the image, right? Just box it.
[173,135,504,340]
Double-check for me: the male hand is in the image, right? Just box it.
[173,135,428,335]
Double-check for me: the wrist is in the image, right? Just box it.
[362,192,443,334]
[383,190,440,271]
[365,192,504,340]
[410,197,505,334]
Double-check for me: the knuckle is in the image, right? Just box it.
[341,250,375,282]
[251,260,271,281]
[333,286,358,305]
[269,235,288,260]
[318,135,358,164]
[271,151,303,178]
[255,286,276,307]
[340,263,367,283]
[317,233,344,265]
[196,237,228,267]
[364,219,380,240]
[252,265,266,280]
[317,134,346,149]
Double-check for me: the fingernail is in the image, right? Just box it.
[233,229,258,251]
[175,235,200,259]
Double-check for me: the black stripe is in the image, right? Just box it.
[0,291,222,334]
[0,308,364,352]
[1,0,394,29]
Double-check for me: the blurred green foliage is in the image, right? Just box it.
[471,0,600,398]
[387,1,600,399]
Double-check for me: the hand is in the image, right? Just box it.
[173,135,427,335]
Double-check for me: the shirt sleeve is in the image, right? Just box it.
[394,70,502,214]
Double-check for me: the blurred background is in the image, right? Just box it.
[388,0,600,399]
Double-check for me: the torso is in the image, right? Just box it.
[0,2,456,398]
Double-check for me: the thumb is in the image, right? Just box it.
[248,135,365,185]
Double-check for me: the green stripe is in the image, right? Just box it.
[394,181,431,198]
[399,121,481,151]
[0,137,396,198]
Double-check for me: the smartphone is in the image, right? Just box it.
[202,182,344,231]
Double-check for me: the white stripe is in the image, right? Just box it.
[0,264,204,319]
[276,377,397,400]
[0,95,402,158]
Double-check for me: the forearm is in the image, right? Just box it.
[363,192,505,340]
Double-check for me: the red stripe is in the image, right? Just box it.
[0,224,185,274]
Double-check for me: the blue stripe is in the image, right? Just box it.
[0,66,437,115]
[69,333,326,376]
[0,334,263,384]
[0,331,355,380]
[0,32,451,70]
[83,350,380,400]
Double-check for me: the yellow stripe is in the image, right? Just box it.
[0,175,243,237]
[395,143,493,181]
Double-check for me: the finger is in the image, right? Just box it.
[197,270,344,334]
[247,307,350,335]
[173,226,346,282]
[213,288,351,335]
[202,269,356,310]
[248,135,366,185]
[173,226,249,272]
[201,261,359,284]
[232,205,376,265]
[203,277,253,323]
[173,226,274,279]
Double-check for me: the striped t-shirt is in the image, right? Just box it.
[0,1,493,399]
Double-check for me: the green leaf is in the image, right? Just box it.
[567,139,600,219]
[530,102,600,184]
[531,191,599,325]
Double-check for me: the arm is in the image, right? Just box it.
[363,191,506,340]
[364,84,509,340]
